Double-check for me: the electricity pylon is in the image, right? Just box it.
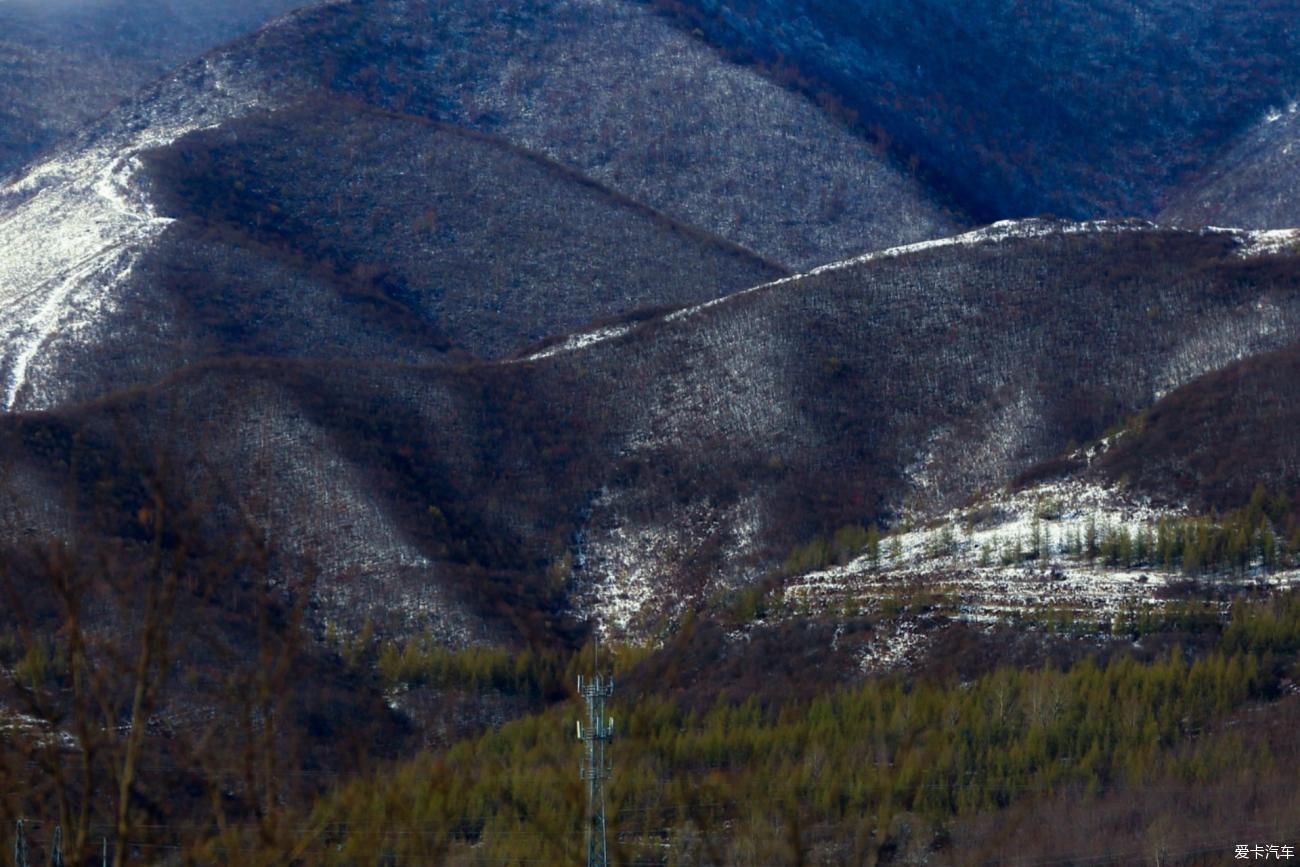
[13,819,27,867]
[577,643,614,867]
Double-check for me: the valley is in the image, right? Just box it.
[1,0,1300,863]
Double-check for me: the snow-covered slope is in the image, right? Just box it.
[0,72,256,410]
[0,43,278,410]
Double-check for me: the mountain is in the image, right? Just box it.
[6,221,1299,639]
[141,98,786,360]
[0,0,311,176]
[0,0,959,413]
[1160,100,1300,230]
[275,0,960,268]
[644,0,1300,222]
[7,1,1300,859]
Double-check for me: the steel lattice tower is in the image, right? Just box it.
[13,819,27,867]
[577,648,614,867]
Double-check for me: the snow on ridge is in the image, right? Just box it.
[509,219,1160,364]
[830,217,1157,269]
[517,324,635,362]
[507,218,1300,367]
[1233,227,1300,257]
[0,54,270,412]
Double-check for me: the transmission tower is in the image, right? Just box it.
[13,819,27,867]
[577,642,614,867]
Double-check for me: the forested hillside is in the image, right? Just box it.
[4,223,1299,642]
[645,0,1300,221]
[0,0,307,176]
[193,593,1300,864]
[3,0,1300,863]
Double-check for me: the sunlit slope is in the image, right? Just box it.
[1161,102,1300,231]
[0,0,959,412]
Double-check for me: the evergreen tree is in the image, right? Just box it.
[1260,524,1277,573]
[1117,526,1133,568]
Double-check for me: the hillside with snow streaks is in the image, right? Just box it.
[4,213,1299,638]
[0,217,1299,646]
[506,223,1300,630]
[0,47,278,411]
[348,0,960,269]
[0,0,972,413]
[10,2,1300,854]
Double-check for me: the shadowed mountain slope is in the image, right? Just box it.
[1160,101,1300,231]
[645,0,1300,222]
[1086,344,1300,513]
[0,0,312,177]
[5,223,1300,636]
[142,98,785,360]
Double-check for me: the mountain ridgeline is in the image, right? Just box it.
[5,0,1300,860]
[0,0,1298,734]
[6,223,1300,639]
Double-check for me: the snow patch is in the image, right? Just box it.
[0,54,268,411]
[574,490,763,637]
[0,708,78,751]
[859,621,926,672]
[3,247,140,410]
[517,324,635,362]
[1236,228,1300,257]
[784,473,1300,649]
[784,477,1191,625]
[1265,101,1298,124]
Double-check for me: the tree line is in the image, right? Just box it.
[206,590,1300,865]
